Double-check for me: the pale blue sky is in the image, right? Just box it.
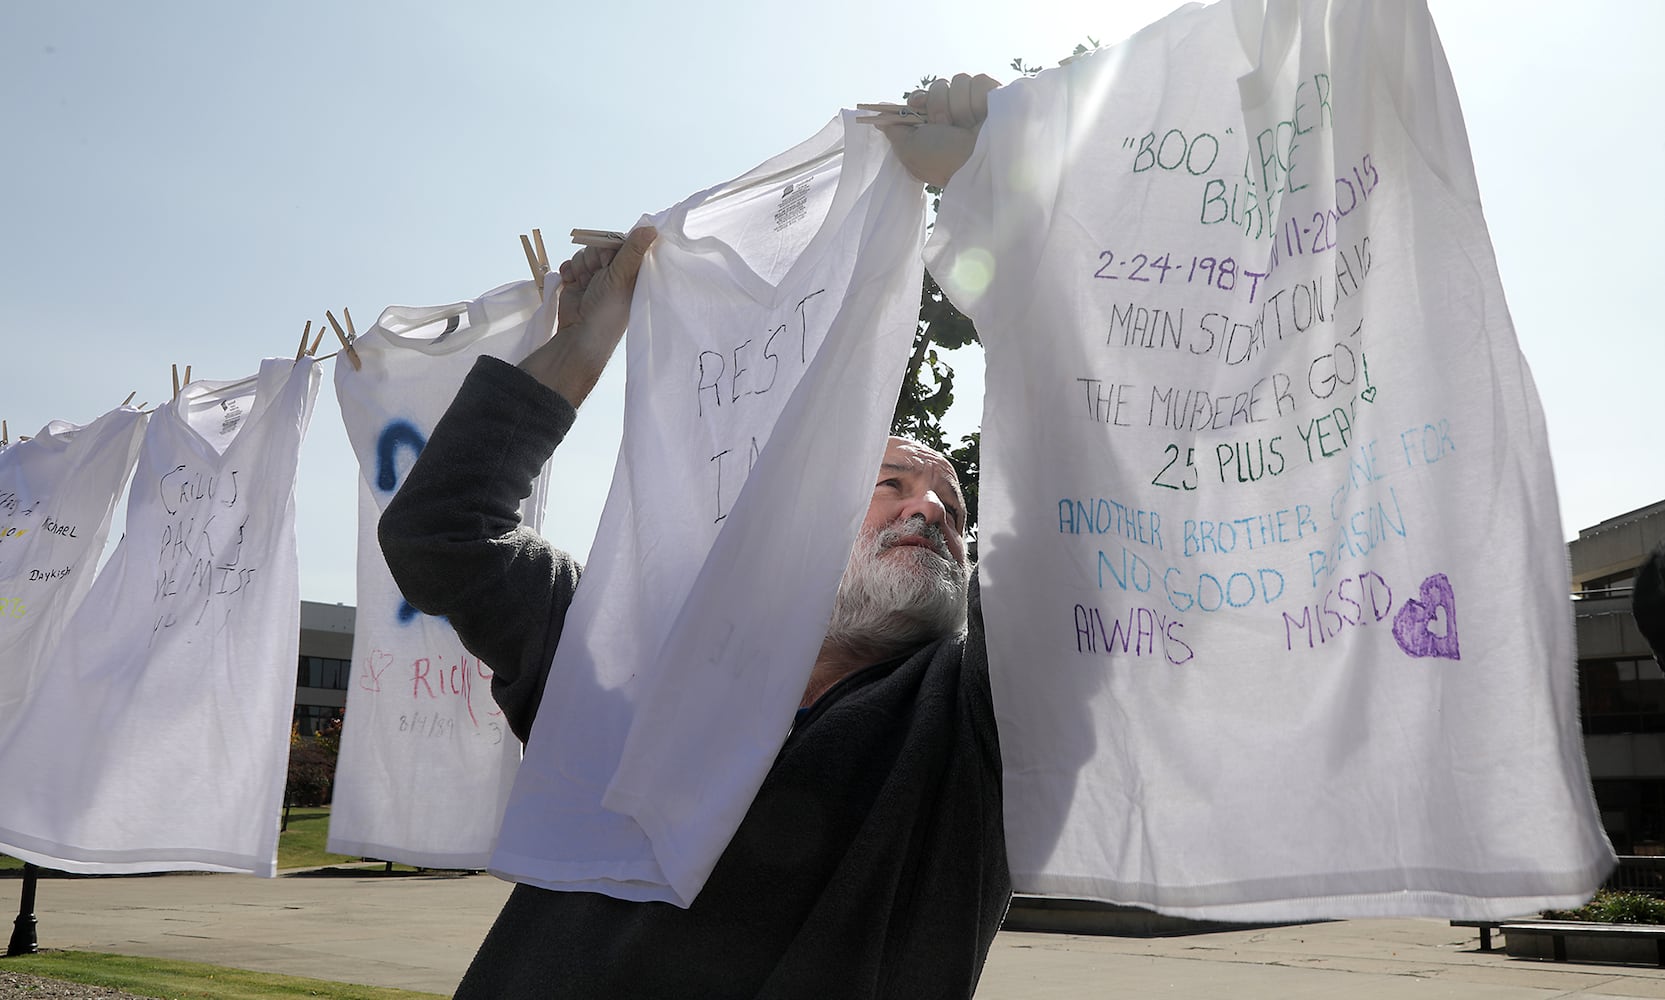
[4,1,1660,605]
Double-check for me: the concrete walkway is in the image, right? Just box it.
[9,870,1665,998]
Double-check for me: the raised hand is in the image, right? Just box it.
[874,73,1001,188]
[519,226,657,407]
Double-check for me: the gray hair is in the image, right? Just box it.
[824,515,970,660]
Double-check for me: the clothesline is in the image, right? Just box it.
[1,227,620,440]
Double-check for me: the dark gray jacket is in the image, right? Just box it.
[381,357,1010,999]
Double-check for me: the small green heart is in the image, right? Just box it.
[1360,386,1378,403]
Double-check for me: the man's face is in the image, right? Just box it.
[859,437,967,570]
[823,438,970,656]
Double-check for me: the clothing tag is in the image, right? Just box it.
[774,179,812,231]
[218,398,245,437]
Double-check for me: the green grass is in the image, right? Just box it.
[276,807,363,871]
[1,949,445,999]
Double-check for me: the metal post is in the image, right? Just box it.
[7,864,38,956]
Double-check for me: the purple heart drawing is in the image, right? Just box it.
[1393,573,1460,660]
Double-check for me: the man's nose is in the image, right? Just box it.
[897,489,950,529]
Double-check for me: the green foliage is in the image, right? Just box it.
[284,717,342,808]
[892,266,981,533]
[1543,890,1665,924]
[1,949,444,999]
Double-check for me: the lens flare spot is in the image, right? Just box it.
[950,247,995,297]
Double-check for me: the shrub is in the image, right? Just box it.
[284,718,342,808]
[1544,890,1665,924]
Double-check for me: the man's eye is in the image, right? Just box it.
[877,478,901,490]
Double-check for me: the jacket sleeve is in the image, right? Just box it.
[378,356,584,744]
[962,571,999,762]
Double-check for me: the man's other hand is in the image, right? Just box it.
[879,73,1000,189]
[519,225,657,407]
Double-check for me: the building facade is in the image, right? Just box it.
[1570,500,1665,854]
[295,600,354,736]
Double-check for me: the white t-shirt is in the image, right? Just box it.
[0,407,146,733]
[492,111,928,905]
[0,358,320,876]
[926,0,1612,919]
[329,279,550,869]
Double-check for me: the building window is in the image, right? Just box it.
[297,655,351,691]
[1593,778,1665,856]
[293,704,343,738]
[1582,571,1639,598]
[1580,658,1665,734]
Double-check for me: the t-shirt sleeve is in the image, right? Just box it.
[924,70,1068,329]
[378,355,582,743]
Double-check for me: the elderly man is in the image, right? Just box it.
[381,76,1006,998]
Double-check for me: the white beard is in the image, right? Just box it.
[824,515,970,660]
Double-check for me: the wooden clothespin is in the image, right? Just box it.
[570,228,626,249]
[308,320,326,356]
[1,420,7,447]
[171,364,180,400]
[121,391,136,407]
[520,229,552,292]
[327,310,361,371]
[183,365,191,386]
[855,102,927,127]
[295,320,313,361]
